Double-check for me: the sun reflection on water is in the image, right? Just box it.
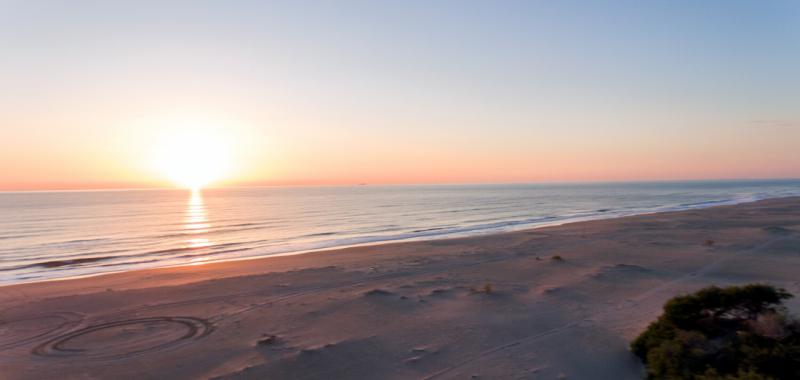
[184,190,213,263]
[185,189,210,233]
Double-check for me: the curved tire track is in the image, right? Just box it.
[32,316,212,360]
[0,312,84,350]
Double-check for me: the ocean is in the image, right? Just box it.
[1,180,799,285]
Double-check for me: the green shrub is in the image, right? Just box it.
[632,284,800,379]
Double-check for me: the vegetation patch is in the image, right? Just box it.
[632,284,800,379]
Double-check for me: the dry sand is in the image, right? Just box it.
[2,197,800,379]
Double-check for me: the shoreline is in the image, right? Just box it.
[3,196,800,379]
[4,194,798,288]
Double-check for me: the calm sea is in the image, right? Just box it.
[1,180,799,285]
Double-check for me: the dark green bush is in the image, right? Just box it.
[632,284,800,379]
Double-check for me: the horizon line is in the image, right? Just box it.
[2,176,799,193]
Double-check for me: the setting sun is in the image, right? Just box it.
[3,2,800,379]
[152,128,233,189]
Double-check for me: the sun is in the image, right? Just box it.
[153,128,232,189]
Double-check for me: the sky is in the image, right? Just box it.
[1,1,798,190]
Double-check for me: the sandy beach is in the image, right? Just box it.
[2,197,799,379]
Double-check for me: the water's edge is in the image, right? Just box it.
[6,193,796,288]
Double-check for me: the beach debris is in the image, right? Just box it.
[551,255,564,261]
[703,239,715,247]
[469,283,494,294]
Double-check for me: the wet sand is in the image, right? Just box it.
[2,197,800,379]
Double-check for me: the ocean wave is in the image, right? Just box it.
[231,191,800,261]
[3,183,799,285]
[10,256,116,270]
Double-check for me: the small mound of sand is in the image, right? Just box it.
[611,264,649,272]
[540,286,562,295]
[429,288,451,296]
[256,334,278,346]
[763,226,793,235]
[587,264,652,280]
[363,289,393,297]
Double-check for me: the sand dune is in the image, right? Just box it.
[2,197,799,379]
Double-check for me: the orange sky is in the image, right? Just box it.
[1,2,798,191]
[2,108,797,191]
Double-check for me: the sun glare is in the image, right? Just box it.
[153,128,232,189]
